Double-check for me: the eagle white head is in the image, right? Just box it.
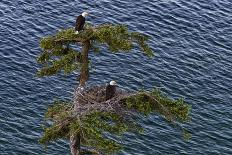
[82,12,89,18]
[110,81,117,86]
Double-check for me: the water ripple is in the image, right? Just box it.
[0,0,232,154]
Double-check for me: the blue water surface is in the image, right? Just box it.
[0,0,232,154]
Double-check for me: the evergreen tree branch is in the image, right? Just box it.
[40,88,191,154]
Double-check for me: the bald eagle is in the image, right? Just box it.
[106,81,117,100]
[75,12,89,34]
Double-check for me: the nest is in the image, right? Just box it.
[73,85,133,116]
[72,84,176,123]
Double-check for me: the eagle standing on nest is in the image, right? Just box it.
[106,81,117,100]
[75,12,89,34]
[77,81,118,104]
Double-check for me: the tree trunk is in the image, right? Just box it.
[70,40,90,155]
[70,134,81,155]
[79,41,90,87]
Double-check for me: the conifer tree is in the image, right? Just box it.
[37,23,191,155]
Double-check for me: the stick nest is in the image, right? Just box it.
[73,85,132,116]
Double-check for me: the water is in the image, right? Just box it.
[0,0,232,154]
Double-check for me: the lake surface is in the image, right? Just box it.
[0,0,232,154]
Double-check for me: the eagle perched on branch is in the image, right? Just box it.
[75,12,89,34]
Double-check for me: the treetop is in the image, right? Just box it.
[37,24,154,77]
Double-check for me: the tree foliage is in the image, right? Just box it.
[37,24,153,77]
[37,23,191,155]
[40,88,191,154]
